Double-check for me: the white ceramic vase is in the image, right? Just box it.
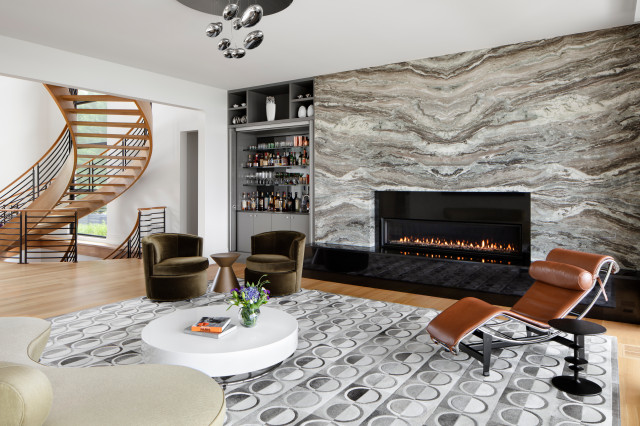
[306,104,314,117]
[297,105,307,118]
[266,101,276,121]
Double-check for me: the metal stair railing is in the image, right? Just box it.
[104,206,166,259]
[0,208,77,263]
[0,129,72,222]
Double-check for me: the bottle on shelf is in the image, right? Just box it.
[258,192,264,211]
[294,192,300,212]
[286,192,293,212]
[241,192,247,211]
[275,192,281,212]
[250,192,256,211]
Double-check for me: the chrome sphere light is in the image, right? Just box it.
[205,22,223,37]
[240,5,263,28]
[218,38,231,51]
[232,48,246,58]
[222,3,239,20]
[243,30,264,50]
[205,1,268,59]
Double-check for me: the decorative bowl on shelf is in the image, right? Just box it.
[297,95,303,99]
[233,104,239,108]
[305,93,311,98]
[241,102,246,107]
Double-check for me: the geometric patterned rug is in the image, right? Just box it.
[42,288,620,425]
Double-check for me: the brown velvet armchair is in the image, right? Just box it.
[141,233,210,301]
[244,231,306,296]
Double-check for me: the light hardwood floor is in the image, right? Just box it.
[0,259,637,424]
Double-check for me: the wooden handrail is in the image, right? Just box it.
[137,206,166,211]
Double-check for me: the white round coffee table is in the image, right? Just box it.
[141,305,298,377]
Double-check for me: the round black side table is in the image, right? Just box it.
[548,318,606,396]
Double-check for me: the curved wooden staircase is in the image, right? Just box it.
[0,85,153,262]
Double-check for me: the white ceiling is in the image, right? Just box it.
[0,0,636,90]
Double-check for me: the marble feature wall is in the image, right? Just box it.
[313,24,640,268]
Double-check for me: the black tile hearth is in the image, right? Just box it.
[304,244,640,324]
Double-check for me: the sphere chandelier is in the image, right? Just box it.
[207,1,269,59]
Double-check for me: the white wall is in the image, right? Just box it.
[0,34,229,255]
[106,104,205,245]
[0,76,65,189]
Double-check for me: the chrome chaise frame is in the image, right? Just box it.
[431,259,619,376]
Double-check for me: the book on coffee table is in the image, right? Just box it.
[190,316,231,333]
[184,324,237,339]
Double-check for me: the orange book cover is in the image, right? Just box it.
[190,316,230,333]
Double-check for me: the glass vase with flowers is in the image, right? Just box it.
[228,275,270,327]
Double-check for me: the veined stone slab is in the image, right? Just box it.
[313,24,640,268]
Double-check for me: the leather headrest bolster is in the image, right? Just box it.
[529,260,593,291]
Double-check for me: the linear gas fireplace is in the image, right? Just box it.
[375,191,531,265]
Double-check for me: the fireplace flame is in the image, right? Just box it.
[391,236,518,254]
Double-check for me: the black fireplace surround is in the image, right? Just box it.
[375,191,531,266]
[304,190,639,323]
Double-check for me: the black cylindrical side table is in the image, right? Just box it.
[548,318,606,396]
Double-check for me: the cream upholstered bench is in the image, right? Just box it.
[0,317,225,426]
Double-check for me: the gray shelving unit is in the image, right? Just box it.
[228,78,315,253]
[228,78,314,127]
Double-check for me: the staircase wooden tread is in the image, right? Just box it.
[76,143,150,150]
[60,95,133,102]
[75,133,149,140]
[71,121,147,128]
[74,174,135,178]
[64,109,141,115]
[76,165,143,170]
[71,183,127,187]
[66,191,117,196]
[58,199,103,204]
[77,154,145,160]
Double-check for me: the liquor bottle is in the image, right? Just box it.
[241,192,247,211]
[302,149,307,165]
[258,192,264,211]
[285,192,292,212]
[276,152,281,166]
[269,192,275,211]
[250,192,255,211]
[294,192,300,212]
[275,192,281,212]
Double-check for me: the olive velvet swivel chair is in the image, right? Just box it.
[244,231,306,296]
[141,233,210,301]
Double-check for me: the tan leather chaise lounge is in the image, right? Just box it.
[426,248,618,376]
[244,231,306,296]
[0,317,225,426]
[142,233,209,301]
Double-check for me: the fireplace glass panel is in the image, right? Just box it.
[383,218,522,256]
